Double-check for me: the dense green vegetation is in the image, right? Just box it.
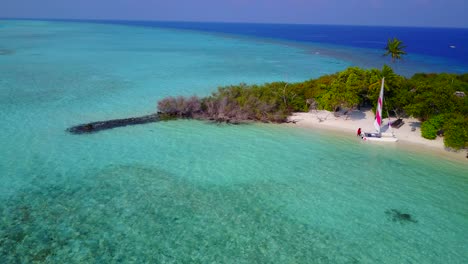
[421,114,447,140]
[157,66,468,150]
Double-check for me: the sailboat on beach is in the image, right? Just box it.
[361,77,398,142]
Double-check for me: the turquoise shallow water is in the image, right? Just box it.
[0,20,467,263]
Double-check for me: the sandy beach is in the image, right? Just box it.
[286,109,467,161]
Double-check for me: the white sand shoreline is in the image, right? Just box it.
[285,110,467,162]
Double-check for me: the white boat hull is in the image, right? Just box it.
[361,132,398,142]
[363,136,398,142]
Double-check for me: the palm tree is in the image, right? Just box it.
[384,38,407,63]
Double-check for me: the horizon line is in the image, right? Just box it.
[1,17,467,30]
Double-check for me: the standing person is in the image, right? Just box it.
[357,128,361,136]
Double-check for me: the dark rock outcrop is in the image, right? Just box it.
[67,114,160,134]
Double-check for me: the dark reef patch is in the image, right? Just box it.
[0,49,15,55]
[385,209,418,224]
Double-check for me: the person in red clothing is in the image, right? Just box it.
[357,127,361,136]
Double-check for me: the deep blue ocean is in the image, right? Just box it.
[70,19,468,68]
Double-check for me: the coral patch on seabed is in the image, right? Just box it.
[385,209,418,224]
[0,165,356,263]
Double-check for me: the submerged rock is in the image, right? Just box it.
[385,209,417,223]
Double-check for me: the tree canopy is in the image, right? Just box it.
[384,38,407,63]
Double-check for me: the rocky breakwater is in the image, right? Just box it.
[67,114,161,134]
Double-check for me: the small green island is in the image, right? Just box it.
[157,65,467,150]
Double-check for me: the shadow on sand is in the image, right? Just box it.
[409,121,421,132]
[347,110,366,121]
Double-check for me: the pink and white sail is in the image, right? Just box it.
[373,78,384,133]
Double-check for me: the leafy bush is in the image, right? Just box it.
[421,114,447,140]
[443,115,468,150]
[157,96,201,117]
[421,121,438,139]
[421,114,468,149]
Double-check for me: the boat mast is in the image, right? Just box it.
[373,77,384,134]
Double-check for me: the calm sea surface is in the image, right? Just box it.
[78,19,468,75]
[0,20,467,263]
